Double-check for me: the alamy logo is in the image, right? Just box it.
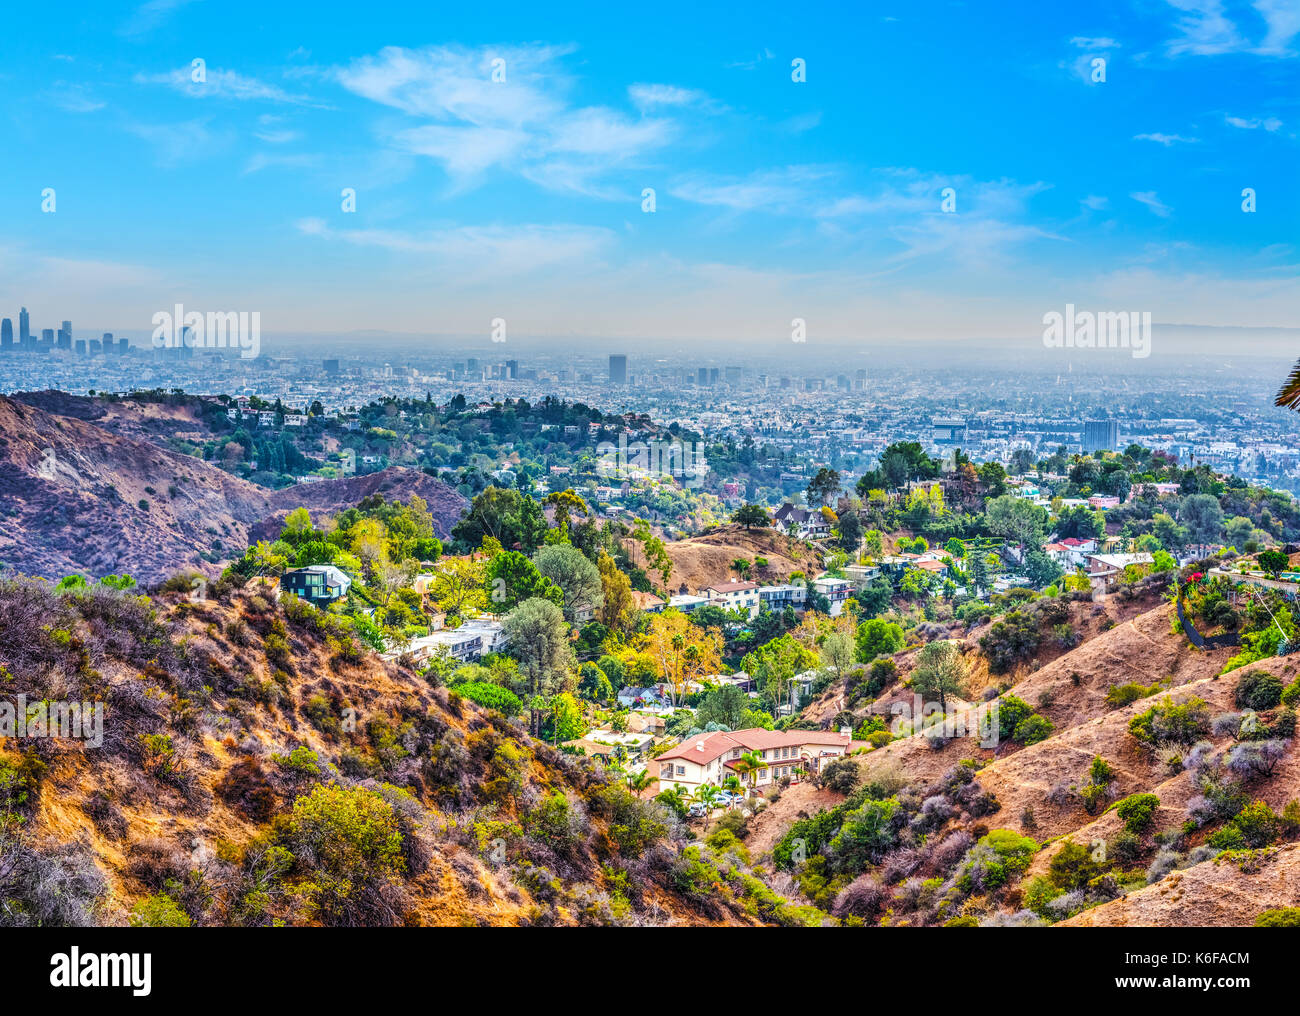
[596,433,708,489]
[152,304,261,358]
[1042,303,1151,359]
[1,695,103,747]
[50,948,151,996]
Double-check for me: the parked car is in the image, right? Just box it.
[687,802,708,818]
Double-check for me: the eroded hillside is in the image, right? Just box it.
[0,578,802,927]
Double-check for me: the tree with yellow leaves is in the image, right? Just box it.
[638,609,723,706]
[428,557,488,619]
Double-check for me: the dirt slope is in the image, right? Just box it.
[0,580,760,927]
[0,396,463,584]
[628,524,822,592]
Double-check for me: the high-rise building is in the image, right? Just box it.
[323,359,340,375]
[697,367,708,386]
[1082,419,1119,454]
[118,338,129,355]
[61,320,72,340]
[1,318,11,350]
[19,307,30,347]
[506,359,518,379]
[608,354,627,384]
[57,329,72,350]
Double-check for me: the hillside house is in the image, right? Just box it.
[772,503,832,540]
[655,728,859,796]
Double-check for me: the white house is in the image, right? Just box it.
[703,581,761,618]
[655,727,859,796]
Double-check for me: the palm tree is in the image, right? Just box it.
[722,774,745,805]
[626,768,653,796]
[1277,363,1300,412]
[695,784,720,814]
[730,752,763,796]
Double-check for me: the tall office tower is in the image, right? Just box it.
[89,340,101,355]
[102,332,114,354]
[57,329,72,350]
[75,340,87,355]
[466,357,479,376]
[41,328,54,348]
[118,338,129,355]
[506,359,518,379]
[19,307,30,347]
[323,359,340,376]
[1,318,11,350]
[854,368,867,391]
[696,367,708,386]
[724,366,741,385]
[1082,419,1119,454]
[61,320,72,340]
[708,367,720,385]
[608,354,627,384]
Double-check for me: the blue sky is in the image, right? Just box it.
[0,0,1297,346]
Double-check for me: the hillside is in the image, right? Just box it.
[744,595,1300,927]
[0,396,464,584]
[625,523,822,593]
[0,578,784,927]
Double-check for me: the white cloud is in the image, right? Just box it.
[671,166,833,212]
[1131,191,1173,217]
[549,107,673,156]
[137,66,317,105]
[294,219,614,280]
[1163,0,1300,56]
[126,119,230,167]
[1226,114,1283,131]
[337,45,676,190]
[45,83,105,113]
[1081,194,1110,210]
[627,83,708,110]
[337,44,569,126]
[1134,132,1199,145]
[393,124,530,176]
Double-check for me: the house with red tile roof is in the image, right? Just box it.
[654,727,859,796]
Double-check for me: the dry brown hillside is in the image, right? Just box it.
[754,595,1300,927]
[0,395,463,584]
[626,523,822,593]
[0,578,776,927]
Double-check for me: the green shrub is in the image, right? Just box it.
[453,681,523,716]
[1105,681,1159,708]
[1232,799,1278,848]
[1128,696,1211,746]
[1013,714,1054,746]
[130,892,191,928]
[1256,907,1300,927]
[1048,839,1106,890]
[1115,793,1161,835]
[994,695,1034,741]
[1207,825,1248,850]
[1235,670,1284,711]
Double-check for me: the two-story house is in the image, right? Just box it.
[655,727,859,797]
